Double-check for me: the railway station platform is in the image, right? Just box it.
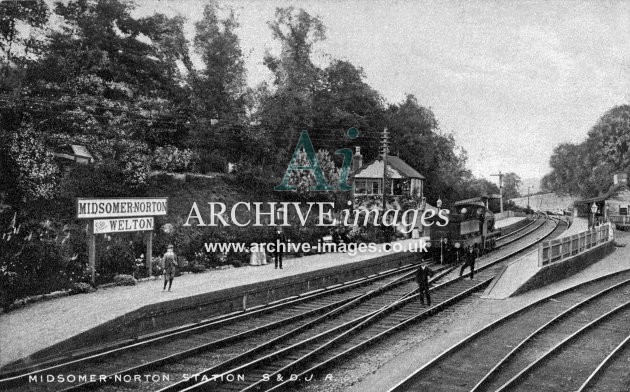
[556,217,588,238]
[0,238,427,369]
[494,216,525,229]
[0,216,531,369]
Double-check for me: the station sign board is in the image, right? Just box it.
[77,198,168,219]
[93,217,154,234]
[77,197,168,284]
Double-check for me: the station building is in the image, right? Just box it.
[574,172,630,228]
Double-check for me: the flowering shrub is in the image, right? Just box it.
[113,274,137,286]
[152,256,163,276]
[286,149,339,194]
[187,251,209,273]
[99,240,135,282]
[8,124,60,202]
[153,146,199,173]
[71,282,95,294]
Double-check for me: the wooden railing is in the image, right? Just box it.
[539,222,613,267]
[609,215,630,226]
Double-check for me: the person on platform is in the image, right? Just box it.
[459,246,476,280]
[332,228,342,244]
[415,263,434,306]
[162,244,178,291]
[274,227,287,269]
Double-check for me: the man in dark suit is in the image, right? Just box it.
[416,263,434,306]
[274,227,287,269]
[459,246,477,279]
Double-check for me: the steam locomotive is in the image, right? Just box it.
[428,199,500,262]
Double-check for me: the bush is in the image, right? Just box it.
[230,259,244,268]
[71,282,96,294]
[198,149,227,173]
[99,241,135,282]
[152,146,199,173]
[189,263,207,273]
[113,274,137,286]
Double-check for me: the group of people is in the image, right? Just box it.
[416,244,478,306]
[438,238,481,265]
[162,228,289,291]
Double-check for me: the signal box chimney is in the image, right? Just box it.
[352,146,363,172]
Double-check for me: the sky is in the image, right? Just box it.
[137,0,630,182]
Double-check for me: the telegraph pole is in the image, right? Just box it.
[380,128,390,211]
[491,171,504,213]
[527,185,531,209]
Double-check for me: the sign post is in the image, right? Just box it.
[88,221,96,285]
[77,198,168,286]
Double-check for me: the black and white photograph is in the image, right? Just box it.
[0,0,629,391]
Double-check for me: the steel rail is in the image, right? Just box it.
[265,216,561,392]
[176,215,559,392]
[150,267,456,392]
[495,214,547,247]
[59,265,459,392]
[496,213,539,240]
[387,267,630,392]
[0,262,422,386]
[575,333,630,392]
[494,299,630,392]
[3,215,551,391]
[470,277,630,392]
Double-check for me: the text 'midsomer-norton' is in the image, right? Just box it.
[77,198,168,219]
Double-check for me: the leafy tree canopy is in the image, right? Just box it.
[543,104,630,197]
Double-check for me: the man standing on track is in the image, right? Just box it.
[459,246,476,280]
[163,244,178,291]
[416,263,434,306]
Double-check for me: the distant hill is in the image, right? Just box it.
[510,192,578,211]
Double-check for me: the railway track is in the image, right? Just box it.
[1,214,556,392]
[388,257,629,392]
[0,263,425,385]
[152,216,560,392]
[496,214,539,241]
[495,214,548,248]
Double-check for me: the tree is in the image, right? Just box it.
[190,2,246,121]
[502,172,521,199]
[311,60,385,163]
[257,7,326,147]
[543,105,630,197]
[9,0,199,190]
[386,94,469,205]
[0,0,49,93]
